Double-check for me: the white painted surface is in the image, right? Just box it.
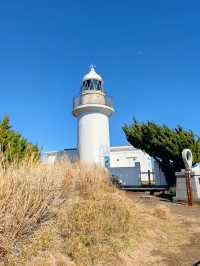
[46,154,57,164]
[110,146,154,183]
[82,66,103,82]
[110,146,138,168]
[175,170,200,202]
[78,112,110,166]
[45,149,78,163]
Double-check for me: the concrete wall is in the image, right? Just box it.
[175,170,200,202]
[80,91,106,105]
[110,162,141,186]
[110,147,138,168]
[45,153,57,164]
[45,149,78,163]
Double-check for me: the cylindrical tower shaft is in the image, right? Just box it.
[78,112,110,166]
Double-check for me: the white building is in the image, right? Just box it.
[45,66,167,189]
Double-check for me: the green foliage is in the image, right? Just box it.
[0,115,40,165]
[123,119,200,186]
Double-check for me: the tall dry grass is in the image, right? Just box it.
[0,160,189,266]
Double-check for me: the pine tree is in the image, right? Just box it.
[123,120,200,186]
[0,115,40,165]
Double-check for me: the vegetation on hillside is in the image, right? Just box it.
[0,160,189,265]
[123,119,200,186]
[0,115,39,165]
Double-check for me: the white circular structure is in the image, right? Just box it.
[73,66,114,166]
[182,149,193,170]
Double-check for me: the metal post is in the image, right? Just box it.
[182,149,193,207]
[185,169,193,206]
[148,170,151,185]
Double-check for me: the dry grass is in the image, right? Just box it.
[56,193,133,266]
[0,160,191,266]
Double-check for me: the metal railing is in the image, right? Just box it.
[140,171,156,186]
[73,95,113,109]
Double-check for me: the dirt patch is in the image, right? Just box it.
[151,234,200,266]
[126,192,200,266]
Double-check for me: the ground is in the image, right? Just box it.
[126,192,200,266]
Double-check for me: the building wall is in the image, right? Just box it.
[109,146,153,183]
[110,162,141,186]
[45,149,78,163]
[110,147,138,168]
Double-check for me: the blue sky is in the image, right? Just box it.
[0,0,200,151]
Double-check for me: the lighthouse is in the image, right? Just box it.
[72,66,114,167]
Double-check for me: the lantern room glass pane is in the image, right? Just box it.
[82,79,103,91]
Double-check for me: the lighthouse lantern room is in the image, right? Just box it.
[72,66,114,167]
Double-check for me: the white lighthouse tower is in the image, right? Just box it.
[72,66,114,167]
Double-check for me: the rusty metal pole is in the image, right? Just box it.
[182,149,193,207]
[185,169,193,206]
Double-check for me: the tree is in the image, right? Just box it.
[0,115,40,165]
[123,119,200,186]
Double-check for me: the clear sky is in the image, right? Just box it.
[0,0,200,152]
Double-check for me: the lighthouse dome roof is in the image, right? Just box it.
[82,65,103,82]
